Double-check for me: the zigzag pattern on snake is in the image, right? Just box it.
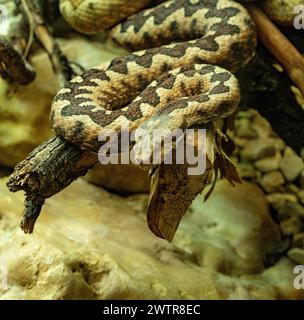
[51,0,257,152]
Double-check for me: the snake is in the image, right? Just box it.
[59,0,153,34]
[51,0,257,153]
[59,0,304,33]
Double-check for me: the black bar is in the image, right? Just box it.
[0,300,302,319]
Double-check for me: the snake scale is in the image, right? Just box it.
[51,0,257,153]
[59,0,304,33]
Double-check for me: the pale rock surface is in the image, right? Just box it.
[240,139,276,161]
[259,171,285,193]
[266,193,299,219]
[254,152,281,173]
[231,109,304,264]
[287,248,304,265]
[298,190,304,205]
[250,110,273,138]
[237,162,257,179]
[293,233,304,247]
[301,171,304,189]
[280,216,303,236]
[234,117,257,139]
[279,147,304,182]
[86,164,150,193]
[0,178,302,300]
[239,137,285,162]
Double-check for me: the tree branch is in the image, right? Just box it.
[7,136,98,233]
[0,38,36,85]
[20,0,75,85]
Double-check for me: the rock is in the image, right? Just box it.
[267,137,286,152]
[248,258,303,300]
[279,147,304,182]
[266,193,298,207]
[265,189,304,219]
[266,193,298,219]
[291,86,304,110]
[284,184,304,209]
[240,137,285,162]
[292,233,304,248]
[285,184,300,195]
[237,162,257,179]
[287,248,304,265]
[231,136,249,149]
[300,171,304,189]
[0,37,127,167]
[235,110,256,120]
[280,217,303,237]
[191,181,282,276]
[1,177,302,299]
[85,163,150,193]
[251,110,273,138]
[240,139,276,161]
[279,203,304,219]
[266,193,298,209]
[259,171,285,193]
[254,152,281,173]
[234,118,257,139]
[298,190,304,205]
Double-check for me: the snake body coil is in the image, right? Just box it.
[59,0,152,34]
[59,0,303,34]
[52,0,257,151]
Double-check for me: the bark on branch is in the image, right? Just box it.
[7,136,98,233]
[0,38,36,85]
[19,0,75,86]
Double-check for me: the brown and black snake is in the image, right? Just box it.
[51,0,257,153]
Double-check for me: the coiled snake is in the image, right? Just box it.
[11,0,304,239]
[51,0,257,152]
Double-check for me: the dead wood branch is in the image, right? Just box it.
[20,0,75,85]
[0,38,36,85]
[7,136,98,233]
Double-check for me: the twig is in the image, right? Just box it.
[247,4,304,97]
[21,0,75,85]
[20,0,34,58]
[0,38,36,85]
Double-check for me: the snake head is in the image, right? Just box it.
[132,113,187,166]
